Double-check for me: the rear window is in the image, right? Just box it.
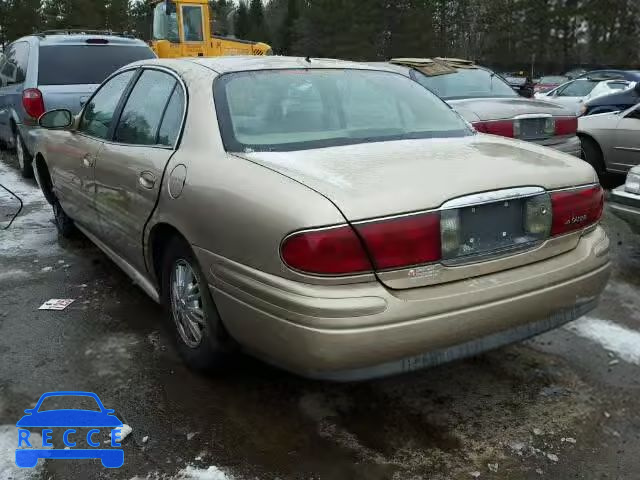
[38,45,156,86]
[214,69,472,152]
[412,68,518,100]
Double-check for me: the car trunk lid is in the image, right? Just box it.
[239,135,598,288]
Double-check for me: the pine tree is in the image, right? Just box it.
[235,0,250,39]
[248,0,268,43]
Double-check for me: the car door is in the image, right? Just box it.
[51,69,138,233]
[0,42,28,145]
[94,68,185,273]
[610,103,640,172]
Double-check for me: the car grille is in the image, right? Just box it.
[515,117,553,141]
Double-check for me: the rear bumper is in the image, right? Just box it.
[199,227,610,379]
[536,135,581,157]
[610,186,640,233]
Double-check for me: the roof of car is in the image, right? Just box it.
[16,32,149,47]
[125,56,398,75]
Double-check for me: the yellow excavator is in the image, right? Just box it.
[149,0,272,58]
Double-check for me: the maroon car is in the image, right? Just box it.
[534,75,570,94]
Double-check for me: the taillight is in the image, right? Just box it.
[551,185,604,236]
[281,212,442,275]
[472,120,514,138]
[355,213,441,270]
[554,117,578,136]
[281,226,372,275]
[22,89,45,119]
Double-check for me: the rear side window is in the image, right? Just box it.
[38,45,156,86]
[0,42,29,86]
[157,86,185,146]
[114,69,177,145]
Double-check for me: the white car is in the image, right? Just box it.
[536,78,635,115]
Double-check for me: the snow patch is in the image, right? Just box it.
[0,269,30,282]
[174,465,233,480]
[118,424,133,441]
[567,317,640,365]
[0,424,43,479]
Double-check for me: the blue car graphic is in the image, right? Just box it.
[16,391,124,468]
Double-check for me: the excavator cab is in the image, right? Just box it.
[150,0,272,58]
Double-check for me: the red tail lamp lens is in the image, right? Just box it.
[355,212,441,270]
[281,226,372,275]
[551,185,604,236]
[473,120,515,138]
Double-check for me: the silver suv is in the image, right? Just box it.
[0,31,156,177]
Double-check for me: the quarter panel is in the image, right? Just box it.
[145,66,348,285]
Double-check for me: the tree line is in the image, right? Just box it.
[1,0,639,74]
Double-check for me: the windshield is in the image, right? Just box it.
[37,395,101,412]
[38,45,155,85]
[558,80,597,96]
[214,69,472,152]
[153,2,179,42]
[411,68,517,100]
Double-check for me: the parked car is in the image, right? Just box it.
[0,31,156,178]
[33,57,610,380]
[382,58,581,156]
[536,78,635,115]
[578,102,640,176]
[581,81,640,116]
[576,69,640,82]
[565,68,588,80]
[610,165,640,234]
[534,75,569,94]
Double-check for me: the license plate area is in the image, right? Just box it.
[441,192,552,265]
[516,118,553,141]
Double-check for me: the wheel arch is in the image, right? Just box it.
[147,222,191,292]
[33,153,56,205]
[577,132,606,173]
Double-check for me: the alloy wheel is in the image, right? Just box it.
[170,259,205,348]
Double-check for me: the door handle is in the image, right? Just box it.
[82,155,95,168]
[138,172,156,190]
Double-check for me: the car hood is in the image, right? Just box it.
[16,410,123,427]
[237,135,596,221]
[448,97,574,122]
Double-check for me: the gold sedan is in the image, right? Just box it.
[32,57,610,380]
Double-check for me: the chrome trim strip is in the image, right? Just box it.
[441,186,545,210]
[513,113,552,119]
[613,146,640,153]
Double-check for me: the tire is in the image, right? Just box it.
[580,136,606,178]
[15,130,34,178]
[53,199,76,238]
[161,236,234,370]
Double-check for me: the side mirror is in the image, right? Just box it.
[39,109,73,129]
[634,83,640,94]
